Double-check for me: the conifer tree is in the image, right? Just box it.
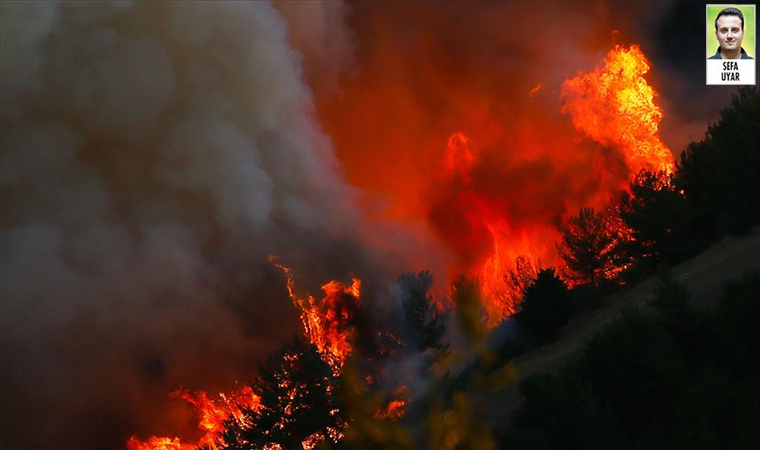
[558,207,623,287]
[220,337,342,450]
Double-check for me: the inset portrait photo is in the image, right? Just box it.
[706,4,756,85]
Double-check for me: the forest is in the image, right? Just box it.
[183,87,760,450]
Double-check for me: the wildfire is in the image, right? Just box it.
[444,132,476,182]
[562,45,674,174]
[127,41,674,449]
[440,133,544,326]
[271,256,361,373]
[127,386,260,450]
[431,45,673,326]
[479,246,539,325]
[128,260,360,450]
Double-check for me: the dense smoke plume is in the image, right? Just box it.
[0,2,368,448]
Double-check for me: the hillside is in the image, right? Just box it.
[471,227,760,427]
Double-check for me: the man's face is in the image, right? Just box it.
[715,15,744,53]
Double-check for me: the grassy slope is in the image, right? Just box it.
[471,227,760,427]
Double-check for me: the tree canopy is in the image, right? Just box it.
[219,337,342,450]
[558,207,624,287]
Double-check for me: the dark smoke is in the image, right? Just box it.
[0,2,368,448]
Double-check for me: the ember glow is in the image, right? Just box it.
[375,400,407,420]
[375,386,409,420]
[127,387,260,450]
[126,437,185,450]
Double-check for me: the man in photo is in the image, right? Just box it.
[709,7,754,59]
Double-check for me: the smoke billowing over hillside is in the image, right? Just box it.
[0,1,737,448]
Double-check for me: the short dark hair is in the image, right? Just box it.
[715,7,745,31]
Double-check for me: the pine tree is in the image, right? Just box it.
[677,86,760,236]
[620,170,696,266]
[558,207,623,287]
[220,337,342,450]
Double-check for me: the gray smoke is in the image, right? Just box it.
[0,1,366,448]
[272,0,355,94]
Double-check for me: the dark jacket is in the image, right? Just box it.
[708,47,754,59]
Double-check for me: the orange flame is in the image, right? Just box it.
[433,45,673,326]
[129,260,358,450]
[479,245,539,325]
[127,387,260,450]
[441,134,545,326]
[375,399,407,420]
[374,385,408,420]
[126,437,187,450]
[271,256,361,373]
[562,45,674,174]
[444,132,476,182]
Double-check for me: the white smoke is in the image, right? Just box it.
[0,1,363,448]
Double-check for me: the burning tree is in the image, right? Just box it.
[558,207,627,288]
[218,337,343,450]
[273,257,361,374]
[504,255,540,303]
[128,386,261,450]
